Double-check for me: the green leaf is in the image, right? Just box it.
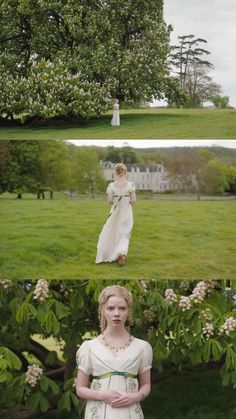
[40,393,50,413]
[211,340,223,361]
[27,391,41,411]
[1,347,22,370]
[70,292,84,310]
[58,391,71,411]
[70,391,79,407]
[54,300,70,320]
[40,375,49,392]
[0,370,12,382]
[203,339,211,362]
[46,377,60,395]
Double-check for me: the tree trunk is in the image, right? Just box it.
[50,190,53,199]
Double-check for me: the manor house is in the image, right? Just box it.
[102,161,171,192]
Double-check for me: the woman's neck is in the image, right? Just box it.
[103,325,129,338]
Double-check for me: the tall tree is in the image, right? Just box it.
[169,35,221,107]
[0,0,175,121]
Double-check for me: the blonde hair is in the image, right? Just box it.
[115,163,127,176]
[98,285,133,332]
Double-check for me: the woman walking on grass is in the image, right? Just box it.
[76,285,152,419]
[95,163,136,267]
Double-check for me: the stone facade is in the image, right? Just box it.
[102,162,171,192]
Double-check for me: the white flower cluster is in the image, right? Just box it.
[201,308,213,321]
[190,281,207,303]
[25,364,43,387]
[219,317,236,336]
[202,323,214,339]
[165,289,177,305]
[0,279,13,288]
[179,296,192,311]
[33,279,49,302]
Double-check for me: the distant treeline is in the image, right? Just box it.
[0,141,236,198]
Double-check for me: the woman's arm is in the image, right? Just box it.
[110,369,151,408]
[76,370,121,404]
[107,191,114,205]
[130,190,136,204]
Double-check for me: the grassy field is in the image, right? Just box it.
[0,108,236,139]
[0,193,235,280]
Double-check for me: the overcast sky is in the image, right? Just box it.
[68,140,236,149]
[153,0,236,107]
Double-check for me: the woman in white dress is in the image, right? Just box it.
[96,163,136,267]
[111,99,120,126]
[76,285,153,419]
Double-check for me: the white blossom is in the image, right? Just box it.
[179,296,192,311]
[202,323,214,339]
[25,364,43,387]
[0,279,13,288]
[33,279,49,302]
[165,289,177,305]
[190,281,207,303]
[219,317,236,336]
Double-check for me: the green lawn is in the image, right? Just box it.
[0,193,235,280]
[0,108,236,139]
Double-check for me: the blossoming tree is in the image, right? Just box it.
[0,279,236,416]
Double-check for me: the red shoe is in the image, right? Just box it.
[118,255,126,267]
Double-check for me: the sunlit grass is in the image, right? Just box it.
[0,193,235,279]
[0,108,235,139]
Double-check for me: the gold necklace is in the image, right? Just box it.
[101,333,134,353]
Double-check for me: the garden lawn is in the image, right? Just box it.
[0,193,235,280]
[0,108,235,139]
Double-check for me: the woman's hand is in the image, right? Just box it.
[110,392,140,408]
[100,390,122,404]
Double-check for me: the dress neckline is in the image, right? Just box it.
[113,181,129,190]
[94,336,136,358]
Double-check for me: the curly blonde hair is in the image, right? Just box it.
[98,285,132,332]
[115,163,127,176]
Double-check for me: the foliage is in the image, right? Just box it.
[169,35,222,107]
[1,279,236,416]
[211,95,230,109]
[0,0,174,121]
[0,141,105,198]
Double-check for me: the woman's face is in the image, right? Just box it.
[103,296,129,328]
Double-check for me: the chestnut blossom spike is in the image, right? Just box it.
[25,364,43,387]
[33,279,49,302]
[202,323,214,339]
[0,279,13,288]
[219,317,236,336]
[179,296,192,311]
[190,281,207,303]
[165,289,177,305]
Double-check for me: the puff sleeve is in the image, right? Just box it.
[106,183,113,194]
[129,182,136,193]
[138,341,153,374]
[76,341,92,376]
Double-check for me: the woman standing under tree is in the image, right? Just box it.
[95,163,136,267]
[111,99,120,126]
[76,285,153,419]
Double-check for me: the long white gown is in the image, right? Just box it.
[76,337,153,419]
[111,103,120,126]
[95,182,135,263]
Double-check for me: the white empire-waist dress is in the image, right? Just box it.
[96,182,135,263]
[111,103,120,126]
[76,338,153,419]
